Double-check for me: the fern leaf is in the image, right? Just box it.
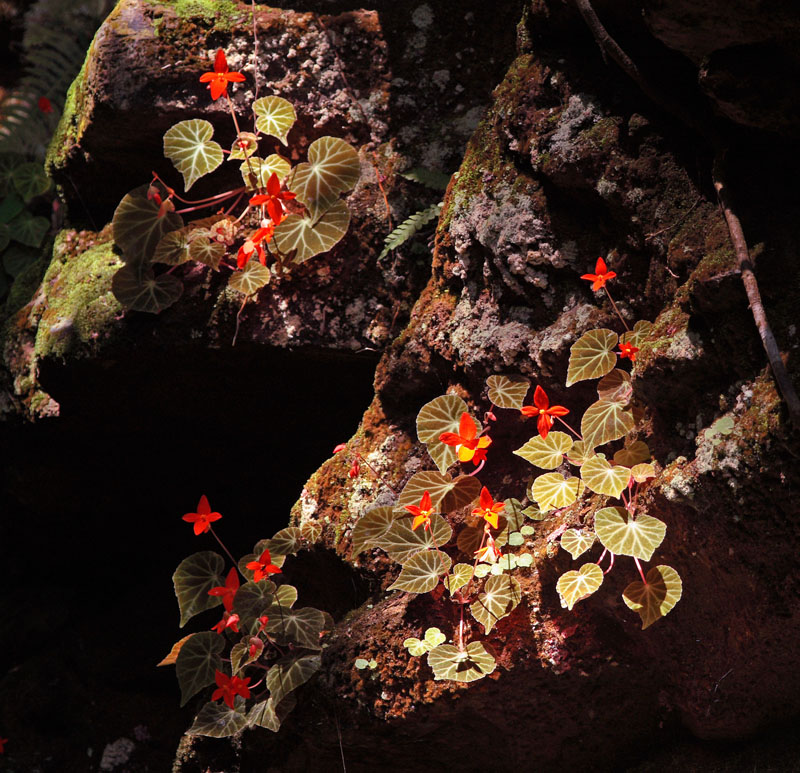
[379,202,442,259]
[400,167,451,191]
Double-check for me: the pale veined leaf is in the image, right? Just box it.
[175,632,224,706]
[381,514,453,563]
[560,528,595,559]
[443,563,474,593]
[388,549,452,593]
[163,118,224,191]
[566,328,618,387]
[556,563,603,610]
[228,132,259,160]
[580,454,631,498]
[581,399,635,449]
[253,96,297,145]
[469,574,521,634]
[593,506,666,561]
[427,641,496,682]
[514,431,573,470]
[441,475,482,513]
[529,472,584,511]
[7,211,48,247]
[111,264,183,313]
[351,506,396,556]
[153,228,191,265]
[228,260,270,295]
[267,527,303,557]
[172,551,225,627]
[247,692,296,731]
[416,394,480,475]
[266,607,327,650]
[613,440,650,467]
[396,470,455,511]
[567,440,595,466]
[301,520,322,543]
[622,564,682,629]
[486,374,530,409]
[403,637,429,657]
[631,462,656,482]
[188,234,225,269]
[232,580,276,630]
[10,160,50,201]
[272,198,350,265]
[620,320,653,348]
[597,368,633,404]
[188,698,248,737]
[239,154,291,191]
[112,184,183,262]
[267,654,321,706]
[291,136,360,220]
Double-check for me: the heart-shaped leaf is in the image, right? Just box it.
[188,698,248,737]
[486,374,530,409]
[597,369,632,404]
[388,549,452,593]
[594,506,666,561]
[173,551,225,627]
[301,520,322,543]
[529,473,584,511]
[253,96,297,145]
[381,515,453,563]
[229,132,259,160]
[560,529,595,559]
[247,693,297,731]
[566,328,618,387]
[266,607,327,650]
[441,475,482,512]
[188,234,225,269]
[11,161,50,201]
[7,211,49,247]
[581,454,631,497]
[631,462,656,482]
[623,564,682,629]
[403,637,429,656]
[620,320,653,348]
[112,185,183,262]
[470,574,521,633]
[567,440,595,466]
[267,527,303,557]
[291,136,360,220]
[581,399,635,449]
[240,154,291,191]
[2,243,38,276]
[111,264,183,313]
[427,641,496,682]
[153,229,192,265]
[164,119,223,190]
[443,563,474,593]
[175,632,224,706]
[229,260,271,295]
[416,394,479,474]
[230,638,263,674]
[396,470,455,510]
[267,655,321,706]
[613,441,650,467]
[157,633,195,667]
[233,580,276,630]
[272,198,350,265]
[514,431,573,469]
[351,506,396,556]
[0,154,25,197]
[556,563,603,610]
[503,499,526,531]
[424,627,447,648]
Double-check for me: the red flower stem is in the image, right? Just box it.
[226,95,258,188]
[232,294,248,347]
[174,194,240,215]
[151,172,245,205]
[462,529,488,603]
[358,457,400,494]
[598,547,607,564]
[249,1,261,115]
[603,287,631,332]
[208,526,242,575]
[555,415,583,440]
[468,459,486,477]
[634,556,647,584]
[605,550,615,575]
[223,191,245,217]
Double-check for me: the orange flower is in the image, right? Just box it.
[439,413,492,465]
[246,549,281,582]
[182,495,222,535]
[237,224,275,268]
[208,567,240,612]
[211,670,251,709]
[520,385,569,439]
[475,533,501,563]
[472,487,505,530]
[405,490,434,531]
[199,49,245,101]
[581,257,617,291]
[618,341,639,361]
[249,172,297,224]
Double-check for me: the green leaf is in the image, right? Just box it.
[240,154,291,191]
[388,549,452,593]
[11,161,50,201]
[470,574,521,634]
[514,431,573,470]
[7,211,48,247]
[427,641,496,682]
[580,454,631,497]
[597,369,632,404]
[2,243,39,276]
[556,563,603,610]
[175,632,225,706]
[613,441,650,467]
[0,223,10,252]
[529,473,584,511]
[247,693,296,731]
[112,185,183,262]
[231,638,262,674]
[271,584,299,611]
[403,638,429,656]
[503,499,526,531]
[266,607,327,650]
[267,655,321,706]
[153,229,191,265]
[188,698,248,737]
[520,524,535,536]
[0,192,24,224]
[291,136,360,220]
[622,565,682,629]
[0,154,25,197]
[416,394,477,474]
[560,529,595,559]
[594,506,666,561]
[379,203,442,259]
[233,581,276,630]
[273,198,351,265]
[111,264,183,313]
[444,563,473,592]
[381,514,453,563]
[173,551,225,627]
[424,627,447,647]
[581,399,635,449]
[508,531,524,546]
[517,552,534,567]
[351,506,396,556]
[631,462,656,482]
[301,520,322,543]
[400,167,451,190]
[567,440,595,466]
[486,374,530,409]
[229,260,271,295]
[473,563,492,578]
[620,320,653,348]
[566,328,618,387]
[163,119,224,191]
[253,96,297,145]
[396,470,455,510]
[267,526,303,557]
[188,235,225,269]
[228,132,259,160]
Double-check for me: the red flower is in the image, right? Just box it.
[211,670,251,709]
[257,615,269,633]
[182,495,222,535]
[236,224,275,268]
[618,341,639,361]
[581,257,617,291]
[249,172,297,224]
[208,567,240,612]
[199,49,245,101]
[472,487,505,530]
[520,385,569,439]
[439,413,492,465]
[405,490,434,531]
[348,455,361,478]
[0,737,7,754]
[246,549,281,582]
[38,96,53,114]
[211,611,240,634]
[332,443,347,454]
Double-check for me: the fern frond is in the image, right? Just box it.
[400,167,451,191]
[379,202,443,259]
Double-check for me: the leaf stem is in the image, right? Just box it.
[603,287,631,332]
[555,415,583,441]
[633,556,647,584]
[208,525,243,577]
